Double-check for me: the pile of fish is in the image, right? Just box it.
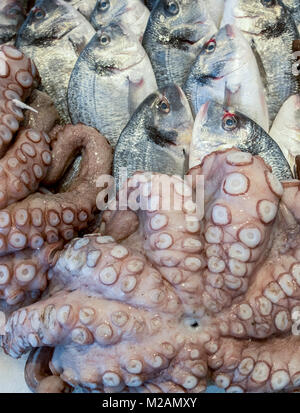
[0,0,299,393]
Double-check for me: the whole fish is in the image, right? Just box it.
[190,100,292,180]
[63,0,97,19]
[0,0,26,45]
[142,0,217,88]
[184,24,270,131]
[221,0,299,124]
[16,0,95,123]
[114,84,194,186]
[283,0,300,32]
[206,0,224,28]
[90,0,150,41]
[270,94,300,177]
[68,24,157,147]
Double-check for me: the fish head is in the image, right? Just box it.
[0,0,25,44]
[187,24,249,85]
[149,0,216,50]
[16,0,81,47]
[223,0,287,36]
[144,84,194,155]
[86,23,146,73]
[190,100,254,168]
[64,0,95,19]
[91,0,125,29]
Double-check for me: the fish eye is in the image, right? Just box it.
[164,0,179,16]
[97,0,110,11]
[157,98,170,113]
[99,33,111,45]
[33,7,45,20]
[205,39,216,53]
[222,114,238,131]
[261,0,276,7]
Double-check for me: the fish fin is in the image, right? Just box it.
[127,76,145,116]
[224,81,241,108]
[250,39,268,93]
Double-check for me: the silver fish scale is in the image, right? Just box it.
[68,57,134,148]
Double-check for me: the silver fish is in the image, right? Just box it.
[63,0,97,19]
[222,0,300,124]
[68,24,157,147]
[114,84,194,186]
[142,0,217,88]
[16,0,95,123]
[283,0,300,32]
[0,0,26,45]
[184,24,270,131]
[270,94,300,177]
[90,0,150,41]
[190,100,292,180]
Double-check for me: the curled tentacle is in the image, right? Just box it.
[25,346,72,393]
[0,124,112,255]
[0,45,39,157]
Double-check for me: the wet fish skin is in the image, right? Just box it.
[222,0,299,124]
[184,24,269,131]
[0,0,26,45]
[16,0,95,123]
[142,0,217,88]
[114,84,194,185]
[270,94,300,177]
[206,0,224,28]
[283,0,300,32]
[68,24,157,147]
[90,0,150,41]
[63,0,97,19]
[191,100,293,180]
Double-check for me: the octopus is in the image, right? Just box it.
[2,145,300,394]
[0,43,112,314]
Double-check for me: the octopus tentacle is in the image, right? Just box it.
[189,149,282,314]
[0,125,112,254]
[0,129,51,209]
[0,240,63,307]
[210,336,300,393]
[0,45,39,156]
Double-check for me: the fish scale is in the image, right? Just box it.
[16,0,95,124]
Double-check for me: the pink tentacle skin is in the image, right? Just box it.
[0,129,51,209]
[0,240,63,308]
[0,124,112,255]
[3,148,300,393]
[0,45,39,157]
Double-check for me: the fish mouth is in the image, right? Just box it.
[103,53,146,73]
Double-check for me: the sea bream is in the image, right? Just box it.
[142,0,217,88]
[16,0,95,123]
[0,0,26,45]
[270,94,300,177]
[221,0,299,124]
[184,24,269,131]
[68,24,157,147]
[114,84,193,187]
[90,0,150,42]
[190,100,292,180]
